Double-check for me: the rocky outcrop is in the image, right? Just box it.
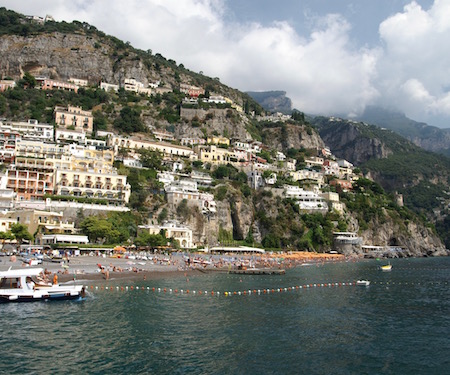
[360,220,446,257]
[262,124,325,151]
[178,108,250,140]
[182,185,253,247]
[336,212,447,258]
[0,33,144,84]
[315,118,392,164]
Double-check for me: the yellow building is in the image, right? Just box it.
[109,135,194,158]
[194,145,237,165]
[54,105,93,133]
[55,169,130,203]
[207,136,230,146]
[6,210,76,236]
[9,140,129,204]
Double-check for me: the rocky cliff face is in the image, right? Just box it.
[182,185,253,247]
[0,33,149,84]
[262,124,325,151]
[315,118,392,164]
[178,108,250,140]
[334,211,447,257]
[361,219,446,257]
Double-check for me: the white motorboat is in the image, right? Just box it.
[0,267,85,303]
[356,280,370,286]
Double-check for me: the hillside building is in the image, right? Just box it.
[284,185,328,212]
[54,105,93,133]
[0,119,54,141]
[38,78,78,93]
[108,135,194,159]
[138,220,195,249]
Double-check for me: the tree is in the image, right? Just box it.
[93,110,108,131]
[134,232,167,247]
[0,231,13,252]
[113,106,145,133]
[79,216,121,244]
[177,199,190,221]
[138,148,163,170]
[18,72,36,89]
[10,223,33,245]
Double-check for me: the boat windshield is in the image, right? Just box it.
[0,277,21,289]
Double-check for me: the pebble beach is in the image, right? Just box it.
[0,251,346,284]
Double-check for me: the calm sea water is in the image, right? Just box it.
[1,257,449,374]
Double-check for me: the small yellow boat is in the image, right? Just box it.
[380,263,392,272]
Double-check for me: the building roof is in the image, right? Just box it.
[209,246,265,254]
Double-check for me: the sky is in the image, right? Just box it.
[2,0,450,128]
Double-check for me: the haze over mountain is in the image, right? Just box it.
[356,106,450,157]
[249,91,450,158]
[246,91,292,114]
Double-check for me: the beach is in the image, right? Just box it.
[0,251,346,284]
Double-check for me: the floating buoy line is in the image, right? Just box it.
[83,279,448,297]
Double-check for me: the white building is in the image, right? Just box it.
[265,172,277,185]
[55,128,86,144]
[37,234,89,246]
[200,192,216,214]
[123,78,153,95]
[323,160,340,176]
[247,170,264,189]
[180,137,206,147]
[138,220,195,249]
[157,172,176,187]
[276,151,286,161]
[165,180,200,208]
[0,119,54,141]
[203,94,226,104]
[289,169,325,188]
[69,77,88,87]
[108,135,194,159]
[100,82,120,92]
[123,157,143,169]
[284,185,328,211]
[190,171,213,186]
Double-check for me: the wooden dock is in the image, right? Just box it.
[229,268,285,275]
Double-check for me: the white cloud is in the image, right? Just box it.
[2,0,450,126]
[377,0,450,125]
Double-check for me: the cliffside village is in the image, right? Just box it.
[0,76,361,251]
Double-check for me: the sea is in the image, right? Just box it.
[1,257,449,375]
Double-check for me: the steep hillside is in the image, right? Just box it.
[357,106,450,157]
[312,116,450,248]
